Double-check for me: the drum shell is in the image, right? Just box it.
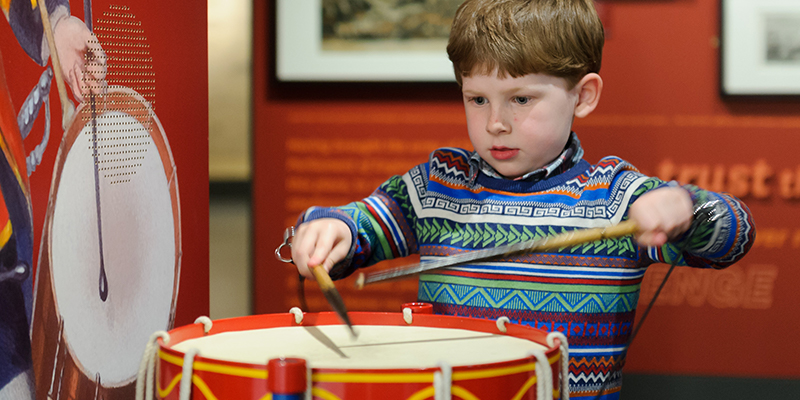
[156,312,563,400]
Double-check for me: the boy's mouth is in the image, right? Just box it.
[490,147,518,160]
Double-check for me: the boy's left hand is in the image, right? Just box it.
[628,187,694,247]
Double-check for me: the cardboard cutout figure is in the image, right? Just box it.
[2,1,180,399]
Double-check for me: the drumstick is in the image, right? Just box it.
[355,220,639,289]
[37,0,75,129]
[310,265,357,337]
[79,1,108,303]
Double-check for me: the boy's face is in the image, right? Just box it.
[462,70,581,179]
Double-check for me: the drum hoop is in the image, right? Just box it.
[158,311,560,375]
[31,85,182,390]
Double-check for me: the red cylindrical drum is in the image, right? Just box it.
[154,310,566,399]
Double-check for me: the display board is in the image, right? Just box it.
[0,0,208,398]
[254,0,792,380]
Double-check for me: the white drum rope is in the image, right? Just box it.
[495,316,510,333]
[290,307,304,324]
[194,316,213,334]
[135,331,169,400]
[434,361,452,400]
[530,349,553,400]
[179,349,200,400]
[305,362,313,400]
[547,332,570,400]
[402,307,413,324]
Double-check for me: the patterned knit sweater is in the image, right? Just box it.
[299,147,755,399]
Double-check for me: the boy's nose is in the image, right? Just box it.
[486,106,510,135]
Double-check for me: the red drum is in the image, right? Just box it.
[152,308,568,400]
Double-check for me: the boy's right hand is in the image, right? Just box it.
[291,218,352,279]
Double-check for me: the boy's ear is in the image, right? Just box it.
[573,73,603,118]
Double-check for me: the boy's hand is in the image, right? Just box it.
[291,218,352,279]
[629,187,694,247]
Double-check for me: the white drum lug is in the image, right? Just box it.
[193,316,213,334]
[289,307,304,324]
[495,316,510,333]
[402,307,413,324]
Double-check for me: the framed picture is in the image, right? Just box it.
[275,0,459,82]
[721,0,800,96]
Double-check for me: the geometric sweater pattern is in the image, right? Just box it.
[300,147,756,400]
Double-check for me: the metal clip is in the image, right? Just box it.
[275,226,295,263]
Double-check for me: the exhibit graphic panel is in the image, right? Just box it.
[0,0,208,398]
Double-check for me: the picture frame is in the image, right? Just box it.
[721,0,800,96]
[275,0,456,82]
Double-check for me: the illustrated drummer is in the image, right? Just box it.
[285,0,756,399]
[0,0,104,398]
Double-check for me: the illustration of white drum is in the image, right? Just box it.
[31,85,181,400]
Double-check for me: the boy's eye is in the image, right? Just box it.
[514,96,530,105]
[472,96,487,105]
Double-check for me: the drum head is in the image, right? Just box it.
[171,324,548,369]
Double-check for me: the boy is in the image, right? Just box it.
[289,0,755,398]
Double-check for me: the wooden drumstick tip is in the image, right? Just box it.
[311,265,357,337]
[355,273,365,290]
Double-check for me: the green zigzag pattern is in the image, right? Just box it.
[416,219,636,257]
[379,175,417,228]
[418,282,638,313]
[632,177,663,196]
[339,203,390,264]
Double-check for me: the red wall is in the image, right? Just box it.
[137,0,210,328]
[254,0,795,378]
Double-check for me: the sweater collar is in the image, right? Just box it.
[468,132,584,186]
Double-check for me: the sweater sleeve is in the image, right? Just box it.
[629,177,756,269]
[5,0,70,66]
[297,171,420,280]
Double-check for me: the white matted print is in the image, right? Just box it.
[722,0,800,95]
[276,0,460,82]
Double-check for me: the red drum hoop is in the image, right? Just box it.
[155,310,565,400]
[32,85,181,400]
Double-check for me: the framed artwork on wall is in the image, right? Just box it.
[721,0,800,96]
[275,0,460,82]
